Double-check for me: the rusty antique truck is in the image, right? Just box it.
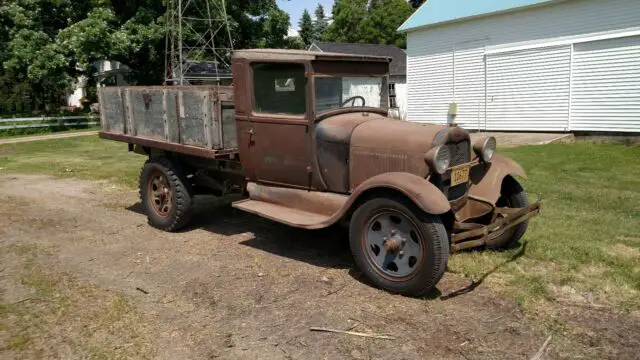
[98,49,540,296]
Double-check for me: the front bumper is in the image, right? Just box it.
[450,200,541,252]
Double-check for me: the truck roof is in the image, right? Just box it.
[232,49,391,63]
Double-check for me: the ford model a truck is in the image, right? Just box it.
[98,49,540,296]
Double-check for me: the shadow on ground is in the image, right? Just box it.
[127,195,527,300]
[440,242,527,300]
[127,195,354,270]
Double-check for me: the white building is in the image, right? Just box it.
[67,60,130,107]
[398,0,640,132]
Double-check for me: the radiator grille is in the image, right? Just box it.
[444,140,471,201]
[446,140,470,167]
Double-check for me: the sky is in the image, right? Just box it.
[277,0,335,36]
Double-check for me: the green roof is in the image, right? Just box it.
[398,0,557,32]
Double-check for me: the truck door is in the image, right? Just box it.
[241,62,311,188]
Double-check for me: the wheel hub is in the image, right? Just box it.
[383,237,403,253]
[364,211,423,278]
[149,172,172,217]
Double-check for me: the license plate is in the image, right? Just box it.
[450,166,470,186]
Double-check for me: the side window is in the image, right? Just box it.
[252,63,306,115]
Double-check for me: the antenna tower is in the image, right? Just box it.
[165,0,234,85]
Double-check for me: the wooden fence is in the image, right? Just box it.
[0,115,99,130]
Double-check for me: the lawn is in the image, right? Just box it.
[0,135,144,189]
[450,142,640,312]
[1,136,638,313]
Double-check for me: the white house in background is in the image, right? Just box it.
[398,0,640,132]
[309,42,408,120]
[67,60,130,107]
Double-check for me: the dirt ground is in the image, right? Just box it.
[1,174,638,359]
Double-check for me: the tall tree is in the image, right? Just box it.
[259,7,291,48]
[409,0,425,8]
[325,0,412,47]
[324,0,368,43]
[357,0,413,48]
[313,4,328,41]
[298,9,314,47]
[0,0,298,113]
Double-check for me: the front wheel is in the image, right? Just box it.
[349,197,449,296]
[487,176,530,250]
[139,156,193,232]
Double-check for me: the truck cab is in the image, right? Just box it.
[231,49,393,191]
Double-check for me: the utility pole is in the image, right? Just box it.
[165,0,234,85]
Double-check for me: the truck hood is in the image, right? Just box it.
[346,115,470,188]
[316,111,468,149]
[351,118,451,153]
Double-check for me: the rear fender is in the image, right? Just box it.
[469,154,527,204]
[345,172,451,216]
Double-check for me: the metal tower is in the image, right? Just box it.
[165,0,234,85]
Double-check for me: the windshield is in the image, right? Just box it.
[315,76,386,114]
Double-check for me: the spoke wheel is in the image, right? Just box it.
[139,157,193,232]
[486,176,529,250]
[364,210,424,280]
[148,171,173,217]
[349,196,449,297]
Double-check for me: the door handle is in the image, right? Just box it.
[245,128,254,135]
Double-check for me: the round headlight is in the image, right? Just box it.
[425,146,451,175]
[473,136,496,162]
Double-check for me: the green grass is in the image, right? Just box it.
[0,135,144,188]
[1,137,639,311]
[450,142,640,311]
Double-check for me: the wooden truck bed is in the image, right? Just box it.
[97,85,238,159]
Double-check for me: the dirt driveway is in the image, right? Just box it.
[1,174,637,359]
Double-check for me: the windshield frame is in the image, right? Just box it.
[312,73,389,119]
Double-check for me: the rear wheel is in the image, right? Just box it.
[487,176,529,250]
[349,197,448,296]
[139,157,193,232]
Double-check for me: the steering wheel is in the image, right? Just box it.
[340,96,366,108]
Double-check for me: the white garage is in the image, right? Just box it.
[398,0,640,132]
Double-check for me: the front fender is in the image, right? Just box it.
[469,154,527,204]
[347,172,451,215]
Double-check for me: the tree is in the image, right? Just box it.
[325,0,413,48]
[298,9,314,47]
[324,0,368,43]
[1,0,94,111]
[0,0,297,114]
[259,7,291,48]
[357,0,413,48]
[409,0,425,8]
[313,4,328,41]
[284,36,305,50]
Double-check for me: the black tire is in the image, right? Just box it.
[139,156,193,232]
[487,176,529,250]
[349,197,449,296]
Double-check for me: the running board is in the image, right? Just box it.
[232,199,331,229]
[231,182,349,229]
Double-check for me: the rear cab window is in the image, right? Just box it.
[252,63,306,115]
